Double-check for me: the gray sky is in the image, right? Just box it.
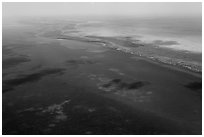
[3,2,202,18]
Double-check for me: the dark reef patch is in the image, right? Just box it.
[100,78,150,92]
[111,79,122,83]
[3,56,31,69]
[185,82,202,90]
[65,59,96,66]
[127,81,146,90]
[3,68,66,93]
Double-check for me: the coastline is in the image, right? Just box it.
[56,34,202,77]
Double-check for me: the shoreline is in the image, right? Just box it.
[56,35,202,78]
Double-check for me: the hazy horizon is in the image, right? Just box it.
[2,2,202,53]
[3,2,202,18]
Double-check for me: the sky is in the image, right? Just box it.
[3,2,202,18]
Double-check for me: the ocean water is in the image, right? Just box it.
[2,16,202,134]
[74,17,202,53]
